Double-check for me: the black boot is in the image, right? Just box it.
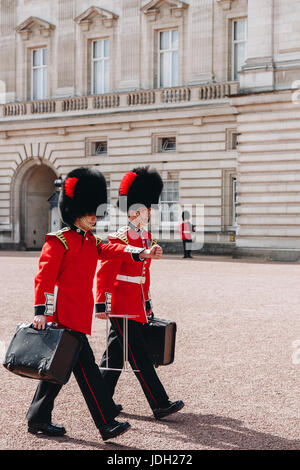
[153,400,185,420]
[99,420,130,441]
[115,404,123,415]
[28,422,66,436]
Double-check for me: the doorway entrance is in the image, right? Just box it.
[21,165,57,249]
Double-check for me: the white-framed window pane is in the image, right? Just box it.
[32,69,41,100]
[43,69,47,98]
[159,30,178,88]
[171,29,178,49]
[32,48,47,100]
[43,48,47,66]
[33,49,41,67]
[234,42,246,80]
[160,30,170,51]
[234,20,246,41]
[92,39,109,94]
[172,51,178,86]
[104,60,109,93]
[232,19,247,80]
[159,181,179,222]
[93,40,103,59]
[93,60,102,94]
[104,39,109,58]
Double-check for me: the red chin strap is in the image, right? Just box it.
[119,171,137,196]
[65,177,79,198]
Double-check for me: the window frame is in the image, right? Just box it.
[231,18,248,81]
[92,141,108,156]
[232,176,238,227]
[159,180,180,227]
[91,38,110,95]
[31,47,47,101]
[158,28,179,89]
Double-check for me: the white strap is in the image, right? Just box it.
[116,274,146,284]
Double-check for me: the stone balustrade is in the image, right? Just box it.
[0,82,239,119]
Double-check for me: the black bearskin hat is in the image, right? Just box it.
[59,167,107,225]
[118,166,163,213]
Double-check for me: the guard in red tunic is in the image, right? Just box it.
[26,167,159,441]
[95,167,184,420]
[181,210,195,258]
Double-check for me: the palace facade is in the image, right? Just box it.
[0,0,300,259]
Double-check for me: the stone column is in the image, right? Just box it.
[189,0,214,84]
[56,0,75,97]
[118,0,140,90]
[240,0,274,91]
[0,0,16,102]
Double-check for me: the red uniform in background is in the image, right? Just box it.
[181,212,194,259]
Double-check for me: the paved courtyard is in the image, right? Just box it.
[0,252,299,450]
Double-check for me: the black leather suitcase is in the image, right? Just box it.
[142,317,176,367]
[3,323,82,385]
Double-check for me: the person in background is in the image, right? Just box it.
[180,210,195,259]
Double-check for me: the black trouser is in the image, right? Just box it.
[26,333,118,429]
[99,318,169,410]
[183,239,192,258]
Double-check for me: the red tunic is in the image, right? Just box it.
[180,221,193,241]
[95,224,156,324]
[34,226,144,335]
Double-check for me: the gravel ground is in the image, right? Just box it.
[0,252,299,451]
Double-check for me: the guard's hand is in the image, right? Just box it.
[33,315,47,330]
[142,245,163,260]
[95,313,108,320]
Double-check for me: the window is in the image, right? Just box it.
[160,137,176,152]
[226,129,239,150]
[232,177,237,226]
[159,29,178,88]
[222,170,237,230]
[92,141,108,155]
[159,181,179,223]
[32,48,47,100]
[232,19,247,80]
[92,39,109,94]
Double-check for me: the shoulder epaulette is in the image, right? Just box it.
[151,238,157,247]
[93,234,102,246]
[109,226,129,245]
[47,227,70,250]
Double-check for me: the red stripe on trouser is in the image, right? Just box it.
[78,360,107,425]
[115,319,158,407]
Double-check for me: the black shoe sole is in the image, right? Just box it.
[154,402,185,420]
[28,426,66,437]
[101,423,131,441]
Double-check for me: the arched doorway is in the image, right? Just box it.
[20,165,57,249]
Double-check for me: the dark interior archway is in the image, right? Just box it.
[20,164,57,249]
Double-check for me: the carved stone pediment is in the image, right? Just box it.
[142,0,189,21]
[74,5,119,30]
[16,16,55,40]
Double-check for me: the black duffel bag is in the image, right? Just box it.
[3,323,82,385]
[142,316,177,367]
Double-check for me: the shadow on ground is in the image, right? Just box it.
[121,412,300,450]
